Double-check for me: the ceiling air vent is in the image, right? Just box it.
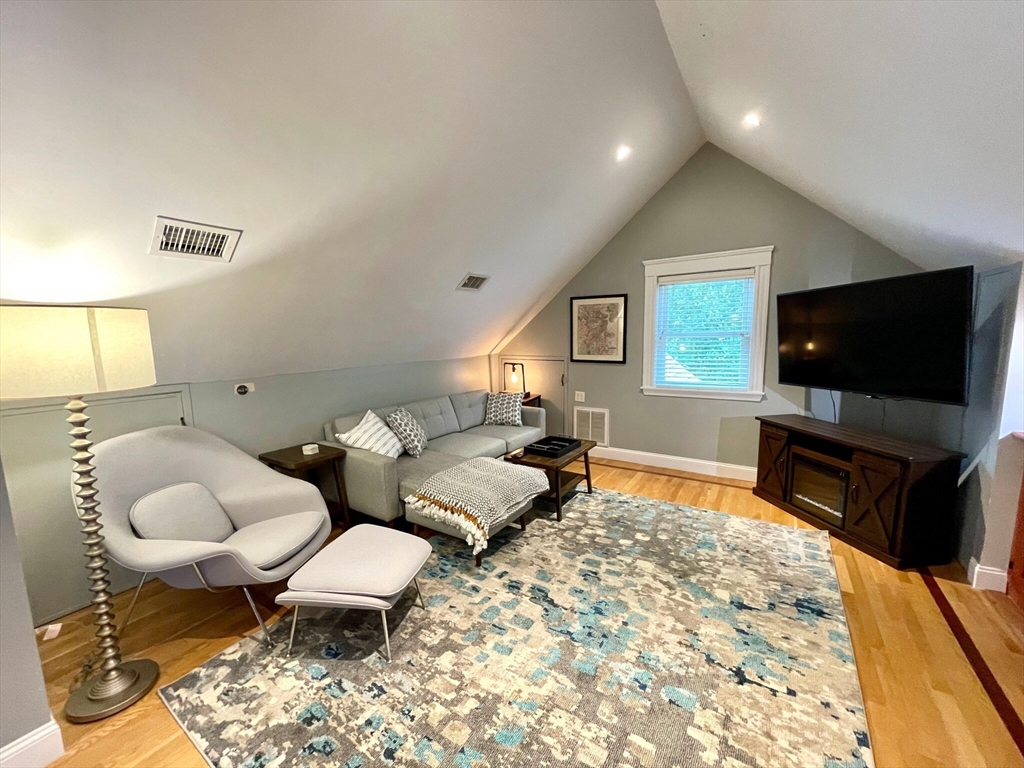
[457,273,490,291]
[149,216,242,262]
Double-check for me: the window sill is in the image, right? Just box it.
[640,386,766,402]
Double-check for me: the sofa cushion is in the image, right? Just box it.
[378,396,460,440]
[397,449,463,498]
[451,389,489,431]
[326,413,363,441]
[223,510,325,569]
[427,432,506,460]
[130,482,234,543]
[465,424,543,453]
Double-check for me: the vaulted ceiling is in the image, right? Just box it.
[1,1,1021,384]
[656,0,1024,271]
[0,1,703,382]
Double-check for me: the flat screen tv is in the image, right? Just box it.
[777,266,974,405]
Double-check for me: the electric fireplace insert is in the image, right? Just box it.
[787,447,849,527]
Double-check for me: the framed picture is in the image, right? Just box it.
[571,294,627,363]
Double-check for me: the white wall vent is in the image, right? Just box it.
[457,273,490,291]
[149,216,242,262]
[574,406,609,447]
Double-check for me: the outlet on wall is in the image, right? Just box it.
[235,382,256,396]
[575,391,585,402]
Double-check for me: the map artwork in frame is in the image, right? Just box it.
[571,294,626,363]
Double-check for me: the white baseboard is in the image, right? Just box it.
[967,558,1009,592]
[0,718,64,768]
[589,446,756,482]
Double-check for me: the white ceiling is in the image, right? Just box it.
[656,0,1024,271]
[3,2,1021,385]
[0,1,703,382]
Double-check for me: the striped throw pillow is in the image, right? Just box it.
[336,410,404,458]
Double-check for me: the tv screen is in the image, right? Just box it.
[777,266,974,405]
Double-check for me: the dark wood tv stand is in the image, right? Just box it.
[753,414,964,569]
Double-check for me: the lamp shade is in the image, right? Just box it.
[0,305,156,400]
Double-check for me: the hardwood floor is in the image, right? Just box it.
[36,459,1024,767]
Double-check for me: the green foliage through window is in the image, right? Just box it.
[653,277,754,390]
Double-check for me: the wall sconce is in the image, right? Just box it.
[502,362,527,394]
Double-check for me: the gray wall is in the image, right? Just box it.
[500,142,1021,576]
[0,460,55,752]
[188,356,491,456]
[0,356,490,625]
[500,143,917,466]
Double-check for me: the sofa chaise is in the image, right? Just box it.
[322,390,545,529]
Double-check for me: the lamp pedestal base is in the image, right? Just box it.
[64,395,160,724]
[65,659,159,723]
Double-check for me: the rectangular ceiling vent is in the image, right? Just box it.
[574,406,609,447]
[149,216,242,262]
[457,273,490,291]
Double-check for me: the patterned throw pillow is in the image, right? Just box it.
[387,407,427,458]
[336,410,403,458]
[484,391,524,427]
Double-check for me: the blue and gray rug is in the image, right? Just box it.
[160,488,873,768]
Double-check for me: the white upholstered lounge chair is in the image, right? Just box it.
[89,426,332,643]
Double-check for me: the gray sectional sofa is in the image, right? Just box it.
[322,390,545,524]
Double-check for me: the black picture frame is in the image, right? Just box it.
[570,293,627,364]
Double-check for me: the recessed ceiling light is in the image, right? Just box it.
[616,145,632,162]
[743,113,761,128]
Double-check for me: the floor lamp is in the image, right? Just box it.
[0,305,160,722]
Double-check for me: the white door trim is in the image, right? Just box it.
[498,355,567,434]
[0,384,194,425]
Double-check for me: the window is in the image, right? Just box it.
[642,246,773,401]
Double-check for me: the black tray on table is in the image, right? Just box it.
[523,435,581,459]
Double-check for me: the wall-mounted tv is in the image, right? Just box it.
[777,266,974,405]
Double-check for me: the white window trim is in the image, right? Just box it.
[641,245,774,401]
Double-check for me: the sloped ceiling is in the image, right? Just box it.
[656,0,1024,272]
[0,1,703,383]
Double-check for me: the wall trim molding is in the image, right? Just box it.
[589,446,756,482]
[968,558,1009,592]
[0,718,64,768]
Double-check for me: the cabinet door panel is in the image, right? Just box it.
[846,452,902,550]
[756,425,788,500]
[1,390,187,624]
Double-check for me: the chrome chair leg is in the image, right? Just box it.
[118,572,148,640]
[243,587,273,645]
[380,610,391,662]
[413,577,426,610]
[288,606,300,655]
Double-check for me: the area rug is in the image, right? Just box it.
[159,489,873,768]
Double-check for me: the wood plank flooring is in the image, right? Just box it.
[35,458,1024,767]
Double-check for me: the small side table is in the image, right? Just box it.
[522,392,541,408]
[259,444,350,527]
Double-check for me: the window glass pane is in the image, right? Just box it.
[653,276,755,390]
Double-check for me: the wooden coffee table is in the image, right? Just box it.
[505,439,596,521]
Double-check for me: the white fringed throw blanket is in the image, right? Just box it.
[404,458,549,554]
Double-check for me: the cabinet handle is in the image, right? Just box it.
[851,484,859,503]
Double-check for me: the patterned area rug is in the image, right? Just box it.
[160,489,873,768]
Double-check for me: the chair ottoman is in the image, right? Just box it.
[275,524,432,661]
